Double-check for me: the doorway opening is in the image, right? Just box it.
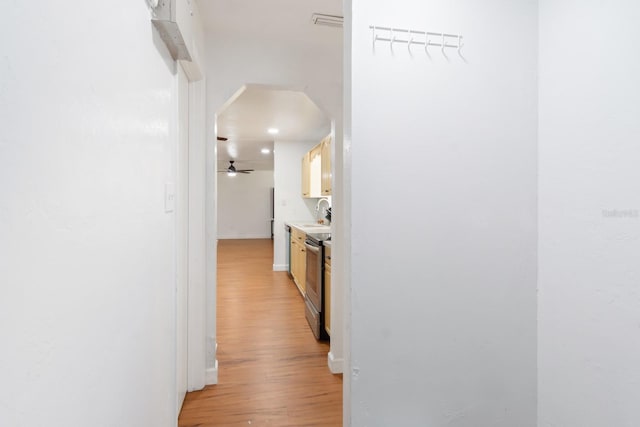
[178,84,343,424]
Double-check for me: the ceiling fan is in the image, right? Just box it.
[218,160,254,175]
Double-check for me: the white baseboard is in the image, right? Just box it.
[218,234,271,240]
[328,352,343,374]
[205,359,218,385]
[273,264,288,271]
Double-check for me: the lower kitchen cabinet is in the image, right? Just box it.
[324,244,332,336]
[290,229,306,296]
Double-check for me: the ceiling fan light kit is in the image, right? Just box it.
[218,160,254,175]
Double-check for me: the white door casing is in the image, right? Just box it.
[175,63,189,415]
[187,77,207,391]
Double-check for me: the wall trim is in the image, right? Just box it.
[328,351,343,374]
[273,264,288,272]
[205,359,218,385]
[218,234,272,240]
[187,76,207,393]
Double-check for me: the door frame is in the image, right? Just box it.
[177,61,208,394]
[175,62,190,414]
[186,73,207,391]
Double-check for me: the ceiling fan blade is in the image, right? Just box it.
[218,160,254,174]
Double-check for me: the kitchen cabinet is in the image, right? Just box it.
[301,152,310,198]
[321,135,331,196]
[324,243,332,336]
[290,228,306,295]
[297,242,307,295]
[301,135,329,198]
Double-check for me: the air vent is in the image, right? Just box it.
[311,13,343,28]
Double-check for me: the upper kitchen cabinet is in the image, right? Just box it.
[321,135,331,196]
[302,143,323,198]
[302,152,311,197]
[302,135,331,198]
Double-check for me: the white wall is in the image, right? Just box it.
[217,171,274,239]
[273,141,319,270]
[538,2,640,426]
[0,2,182,426]
[348,0,538,425]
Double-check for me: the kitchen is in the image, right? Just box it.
[285,133,334,340]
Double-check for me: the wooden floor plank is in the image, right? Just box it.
[178,239,342,427]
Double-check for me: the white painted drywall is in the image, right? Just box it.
[217,171,274,239]
[273,141,320,270]
[0,1,183,426]
[538,2,640,426]
[348,0,538,425]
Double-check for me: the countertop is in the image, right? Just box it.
[286,221,330,234]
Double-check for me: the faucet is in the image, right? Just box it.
[315,198,331,223]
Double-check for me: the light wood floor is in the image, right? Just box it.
[178,239,342,427]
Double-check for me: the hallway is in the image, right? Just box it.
[179,239,342,426]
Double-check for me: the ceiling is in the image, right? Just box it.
[217,86,331,171]
[197,0,342,173]
[198,0,342,45]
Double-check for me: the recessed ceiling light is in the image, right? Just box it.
[267,128,279,135]
[261,148,270,154]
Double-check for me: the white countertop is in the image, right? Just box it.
[286,221,330,234]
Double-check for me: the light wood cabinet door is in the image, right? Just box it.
[297,243,306,295]
[324,262,331,336]
[290,228,306,296]
[308,145,323,198]
[291,238,299,284]
[292,228,306,246]
[301,153,310,197]
[302,143,325,199]
[321,136,331,196]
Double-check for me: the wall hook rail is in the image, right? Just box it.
[369,25,464,57]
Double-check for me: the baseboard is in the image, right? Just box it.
[205,360,218,385]
[273,264,288,272]
[328,352,343,374]
[218,234,271,240]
